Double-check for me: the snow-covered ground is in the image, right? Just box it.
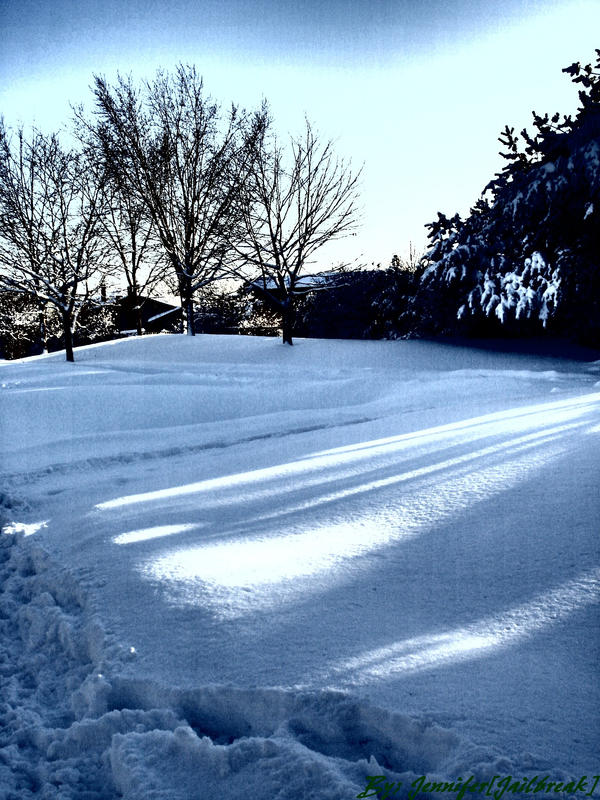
[1,333,598,799]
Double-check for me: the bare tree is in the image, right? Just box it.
[0,124,110,361]
[232,120,361,344]
[98,179,166,335]
[86,65,266,335]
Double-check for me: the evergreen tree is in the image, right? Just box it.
[421,50,600,345]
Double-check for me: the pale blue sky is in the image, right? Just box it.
[1,0,598,267]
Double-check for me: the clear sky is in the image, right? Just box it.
[1,0,598,268]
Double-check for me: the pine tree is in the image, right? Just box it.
[421,50,600,345]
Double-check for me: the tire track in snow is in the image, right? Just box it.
[1,416,373,487]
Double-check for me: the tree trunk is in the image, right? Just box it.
[38,304,48,354]
[135,300,143,336]
[179,275,195,336]
[184,294,195,335]
[281,299,295,346]
[130,284,143,336]
[62,310,74,362]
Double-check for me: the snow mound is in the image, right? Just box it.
[0,532,576,800]
[3,528,559,800]
[0,530,462,799]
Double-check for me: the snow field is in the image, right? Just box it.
[1,334,599,798]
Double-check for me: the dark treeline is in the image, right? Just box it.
[1,53,598,360]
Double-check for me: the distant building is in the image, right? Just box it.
[115,292,182,335]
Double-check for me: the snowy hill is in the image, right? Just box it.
[1,334,599,799]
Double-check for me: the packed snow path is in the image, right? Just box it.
[1,335,598,798]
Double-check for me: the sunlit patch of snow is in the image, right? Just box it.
[249,422,584,517]
[325,567,600,683]
[311,391,599,459]
[142,440,567,618]
[104,422,577,543]
[8,386,63,394]
[95,392,600,512]
[2,519,49,537]
[146,519,388,589]
[236,422,580,533]
[113,523,204,545]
